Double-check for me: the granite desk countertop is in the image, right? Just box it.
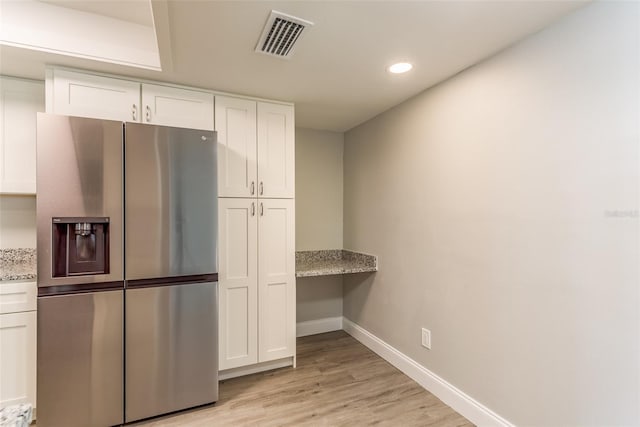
[0,248,37,281]
[296,250,377,278]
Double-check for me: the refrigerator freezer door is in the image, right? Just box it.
[125,281,218,423]
[37,290,124,427]
[125,124,217,280]
[36,113,124,288]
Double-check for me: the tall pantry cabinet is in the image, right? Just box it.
[216,96,296,372]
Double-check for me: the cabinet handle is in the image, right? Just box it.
[250,181,255,195]
[132,104,137,121]
[251,202,255,217]
[259,182,264,196]
[145,105,151,122]
[260,202,264,216]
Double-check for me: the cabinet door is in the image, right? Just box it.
[49,69,140,121]
[0,281,37,314]
[258,198,295,362]
[0,77,44,194]
[215,96,257,198]
[257,102,294,198]
[218,198,258,370]
[141,83,214,130]
[0,311,36,408]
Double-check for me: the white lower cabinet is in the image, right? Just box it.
[257,199,296,362]
[218,198,295,371]
[0,309,36,408]
[218,198,258,370]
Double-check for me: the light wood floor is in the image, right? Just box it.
[135,331,473,426]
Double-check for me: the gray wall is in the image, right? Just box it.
[295,128,344,251]
[343,2,639,425]
[296,128,344,323]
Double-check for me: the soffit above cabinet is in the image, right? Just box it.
[0,0,161,70]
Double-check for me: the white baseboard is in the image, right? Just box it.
[219,357,294,381]
[342,317,514,427]
[296,316,343,337]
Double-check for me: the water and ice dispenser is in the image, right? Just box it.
[52,217,110,277]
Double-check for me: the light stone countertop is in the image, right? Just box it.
[0,248,379,280]
[0,248,37,281]
[296,250,377,278]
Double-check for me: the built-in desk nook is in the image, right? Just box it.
[295,250,378,278]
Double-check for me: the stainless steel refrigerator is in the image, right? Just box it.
[36,114,218,427]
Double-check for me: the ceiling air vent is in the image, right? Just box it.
[255,11,314,59]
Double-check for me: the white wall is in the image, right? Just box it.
[296,128,345,324]
[0,196,36,248]
[343,2,639,425]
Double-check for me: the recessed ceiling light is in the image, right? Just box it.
[388,62,413,74]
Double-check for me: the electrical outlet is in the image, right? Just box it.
[421,328,431,349]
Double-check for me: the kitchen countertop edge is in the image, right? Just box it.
[295,249,378,278]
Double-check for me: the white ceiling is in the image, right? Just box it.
[0,1,588,131]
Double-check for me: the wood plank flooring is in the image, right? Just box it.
[134,331,473,426]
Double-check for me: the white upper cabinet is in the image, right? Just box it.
[258,198,296,362]
[141,83,214,131]
[47,68,215,130]
[0,77,44,194]
[215,96,257,197]
[48,69,140,122]
[216,98,295,199]
[257,102,295,199]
